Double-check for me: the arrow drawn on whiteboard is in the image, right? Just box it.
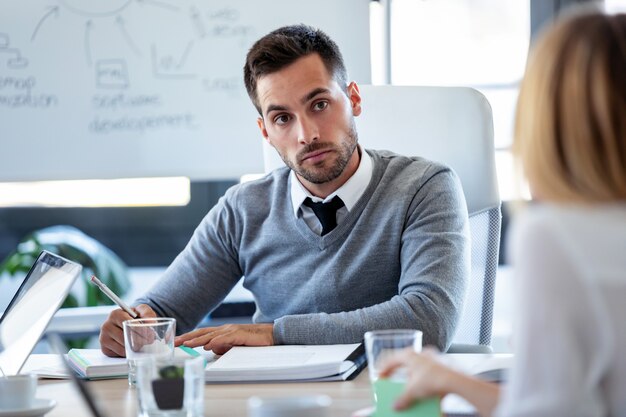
[151,44,196,79]
[31,6,59,42]
[190,6,206,38]
[176,40,194,69]
[116,15,141,57]
[84,20,93,67]
[136,0,180,12]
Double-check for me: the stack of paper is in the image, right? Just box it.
[67,349,128,379]
[67,346,201,379]
[26,343,366,382]
[21,353,72,379]
[204,343,365,382]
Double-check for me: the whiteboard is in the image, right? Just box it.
[0,0,370,181]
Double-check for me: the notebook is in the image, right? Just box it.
[0,251,81,376]
[47,333,108,417]
[67,349,129,379]
[65,343,365,382]
[204,343,366,383]
[67,346,201,379]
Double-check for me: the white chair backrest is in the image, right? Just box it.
[263,85,501,349]
[263,85,499,215]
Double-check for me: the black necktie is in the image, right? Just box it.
[303,196,345,236]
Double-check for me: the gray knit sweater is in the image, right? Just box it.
[137,149,470,350]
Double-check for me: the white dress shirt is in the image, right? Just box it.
[290,146,372,235]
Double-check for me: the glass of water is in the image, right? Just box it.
[123,317,176,386]
[136,355,205,417]
[364,330,422,406]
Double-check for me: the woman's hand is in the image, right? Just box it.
[378,347,500,416]
[378,347,461,409]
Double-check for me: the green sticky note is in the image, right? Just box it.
[177,345,200,357]
[372,379,441,417]
[176,346,208,367]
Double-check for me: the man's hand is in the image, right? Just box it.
[175,323,274,355]
[99,304,157,357]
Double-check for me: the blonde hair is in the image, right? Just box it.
[514,10,626,202]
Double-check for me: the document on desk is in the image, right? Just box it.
[66,346,202,379]
[204,343,365,383]
[442,353,513,383]
[22,353,70,378]
[23,347,201,379]
[67,349,128,379]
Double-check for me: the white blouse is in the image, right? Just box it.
[496,204,626,417]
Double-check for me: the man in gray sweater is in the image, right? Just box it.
[100,25,469,357]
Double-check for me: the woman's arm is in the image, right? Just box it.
[379,349,500,417]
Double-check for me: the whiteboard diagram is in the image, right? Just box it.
[0,0,371,181]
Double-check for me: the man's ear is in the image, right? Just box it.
[347,81,362,117]
[257,117,271,144]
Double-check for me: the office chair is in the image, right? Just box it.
[263,85,501,353]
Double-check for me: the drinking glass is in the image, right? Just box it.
[136,355,205,417]
[123,317,176,386]
[364,329,422,411]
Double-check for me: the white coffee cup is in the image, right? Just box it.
[248,395,331,417]
[0,374,37,410]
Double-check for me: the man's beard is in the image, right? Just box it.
[279,122,359,184]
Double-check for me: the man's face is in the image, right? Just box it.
[256,54,362,188]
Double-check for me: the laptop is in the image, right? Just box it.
[47,332,107,417]
[0,250,81,376]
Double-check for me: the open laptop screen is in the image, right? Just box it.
[0,272,28,320]
[0,251,81,375]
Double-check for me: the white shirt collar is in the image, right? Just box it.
[290,146,373,217]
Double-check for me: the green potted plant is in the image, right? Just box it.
[152,364,186,410]
[0,225,131,310]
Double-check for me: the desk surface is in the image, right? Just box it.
[39,372,373,417]
[35,353,514,417]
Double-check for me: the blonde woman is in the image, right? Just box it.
[380,8,626,417]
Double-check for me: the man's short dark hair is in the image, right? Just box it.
[243,24,348,114]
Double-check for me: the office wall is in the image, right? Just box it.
[0,0,371,182]
[0,180,237,266]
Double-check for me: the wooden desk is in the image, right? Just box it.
[38,372,374,417]
[37,353,510,416]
